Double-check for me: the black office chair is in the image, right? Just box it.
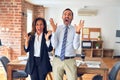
[92,61,120,80]
[0,56,28,80]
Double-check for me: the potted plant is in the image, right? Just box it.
[98,35,101,40]
[95,43,100,49]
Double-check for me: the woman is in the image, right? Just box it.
[24,17,52,80]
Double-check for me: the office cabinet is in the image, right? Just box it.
[81,27,103,57]
[82,40,103,57]
[82,27,101,41]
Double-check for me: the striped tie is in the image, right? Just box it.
[60,26,68,61]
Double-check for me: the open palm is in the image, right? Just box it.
[49,18,57,32]
[45,31,52,41]
[75,20,84,33]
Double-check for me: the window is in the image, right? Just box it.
[27,9,32,33]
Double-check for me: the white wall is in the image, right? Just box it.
[45,6,120,53]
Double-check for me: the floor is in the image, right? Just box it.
[0,57,120,80]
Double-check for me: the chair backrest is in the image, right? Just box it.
[0,56,10,72]
[109,61,120,80]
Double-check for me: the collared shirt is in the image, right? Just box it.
[25,33,50,57]
[51,25,80,57]
[34,33,43,57]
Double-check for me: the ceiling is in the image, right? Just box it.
[25,0,120,8]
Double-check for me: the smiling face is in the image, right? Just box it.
[35,20,44,35]
[62,9,73,26]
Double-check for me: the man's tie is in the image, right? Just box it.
[60,26,68,61]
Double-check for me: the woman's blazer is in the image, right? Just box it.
[24,33,52,75]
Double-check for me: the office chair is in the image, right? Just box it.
[0,56,28,80]
[92,61,120,80]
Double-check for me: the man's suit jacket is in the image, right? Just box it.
[24,33,52,75]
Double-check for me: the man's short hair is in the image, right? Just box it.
[63,8,73,16]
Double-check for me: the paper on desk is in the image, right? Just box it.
[87,64,100,68]
[19,61,27,65]
[85,61,101,68]
[18,56,28,60]
[85,61,101,65]
[76,60,82,67]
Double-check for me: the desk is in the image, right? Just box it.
[7,57,108,80]
[7,60,52,80]
[7,60,26,80]
[77,57,109,80]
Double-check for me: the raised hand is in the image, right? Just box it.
[45,30,52,41]
[23,32,31,47]
[49,18,57,32]
[75,20,84,34]
[24,33,30,42]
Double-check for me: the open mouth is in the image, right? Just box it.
[37,28,40,31]
[65,18,69,23]
[37,28,41,32]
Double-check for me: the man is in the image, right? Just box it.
[50,8,84,80]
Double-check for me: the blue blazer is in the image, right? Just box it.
[24,33,52,75]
